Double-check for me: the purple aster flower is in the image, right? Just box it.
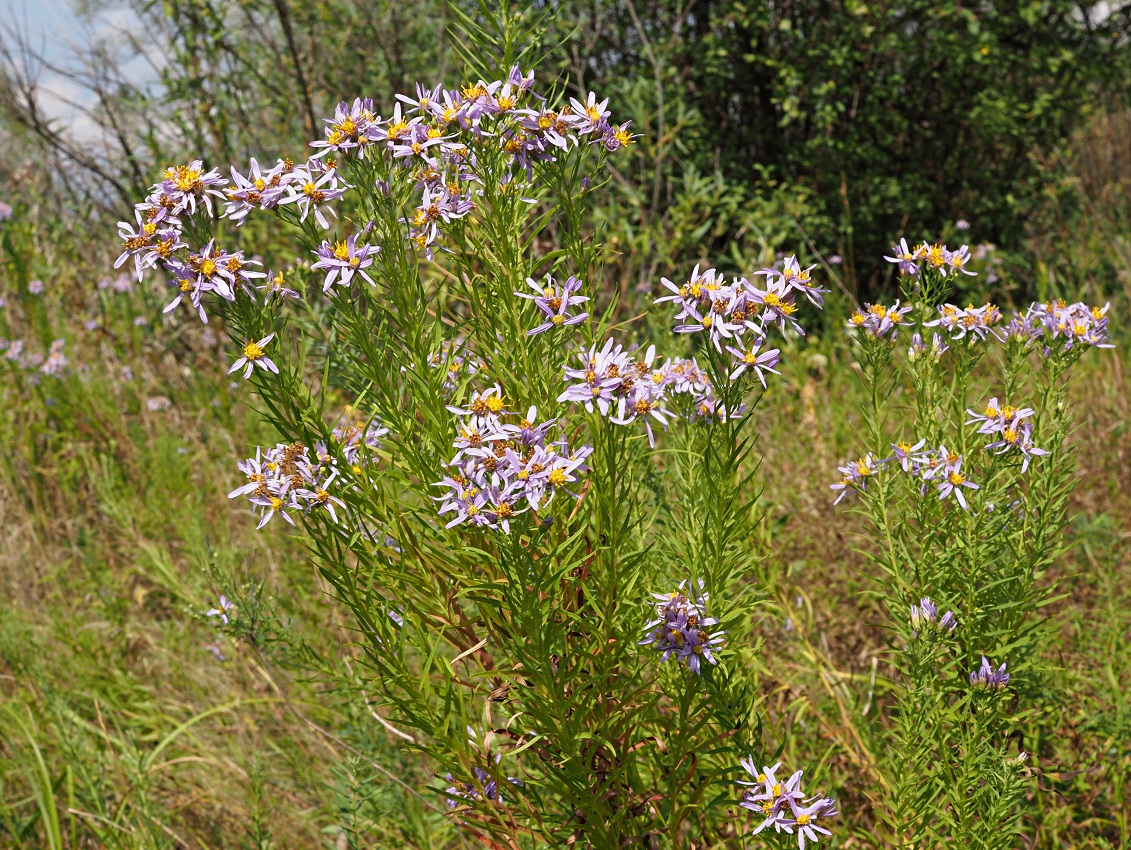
[600,121,636,151]
[925,302,1000,340]
[228,333,279,380]
[279,162,348,229]
[739,760,838,846]
[156,160,227,218]
[935,454,979,510]
[206,595,235,624]
[0,201,12,220]
[847,301,912,340]
[726,341,781,385]
[311,97,378,157]
[640,580,724,674]
[569,91,610,134]
[395,83,442,115]
[970,656,1010,689]
[830,454,882,504]
[312,234,379,292]
[883,238,920,276]
[890,438,927,473]
[258,270,301,302]
[515,273,589,335]
[223,157,288,224]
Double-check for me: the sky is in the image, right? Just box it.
[1,0,157,139]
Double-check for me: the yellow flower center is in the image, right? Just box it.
[948,471,965,486]
[170,165,202,192]
[243,340,265,360]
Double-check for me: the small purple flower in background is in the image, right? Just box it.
[515,273,589,334]
[27,280,44,295]
[146,396,172,412]
[133,316,149,327]
[970,656,1010,689]
[228,333,279,380]
[84,320,99,331]
[955,219,971,231]
[640,580,724,674]
[206,595,235,624]
[204,640,226,662]
[738,759,839,846]
[0,201,12,220]
[827,254,842,265]
[40,339,68,377]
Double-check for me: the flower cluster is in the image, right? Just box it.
[925,302,1003,341]
[910,597,957,637]
[1,337,70,381]
[969,656,1010,690]
[655,257,823,376]
[833,444,982,510]
[515,273,589,335]
[311,70,634,258]
[113,154,352,327]
[847,301,913,340]
[229,439,353,529]
[738,760,839,848]
[435,386,593,533]
[966,398,1049,472]
[444,766,506,809]
[1029,299,1114,352]
[883,239,976,278]
[558,339,672,445]
[640,581,724,674]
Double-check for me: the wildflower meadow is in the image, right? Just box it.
[2,2,1131,849]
